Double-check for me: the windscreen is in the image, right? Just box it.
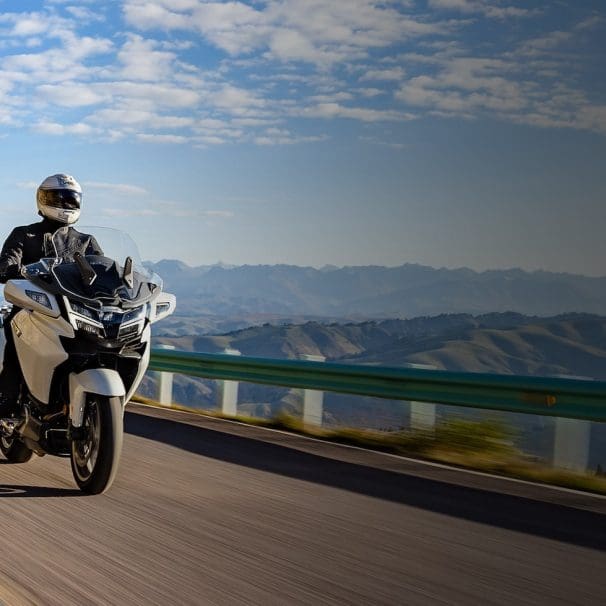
[24,226,162,308]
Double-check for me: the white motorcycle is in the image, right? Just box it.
[0,226,175,494]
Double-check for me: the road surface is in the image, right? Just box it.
[0,403,604,605]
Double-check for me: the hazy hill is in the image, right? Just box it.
[345,316,606,379]
[158,313,606,380]
[146,261,606,319]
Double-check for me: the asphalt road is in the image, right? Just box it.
[0,403,604,605]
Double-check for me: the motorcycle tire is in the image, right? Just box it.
[0,435,33,463]
[70,395,124,494]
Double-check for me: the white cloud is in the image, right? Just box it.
[65,6,106,22]
[396,55,528,115]
[32,120,97,135]
[359,135,406,150]
[301,102,414,122]
[117,34,177,81]
[10,14,49,37]
[103,207,160,217]
[428,0,531,19]
[61,33,113,60]
[211,84,267,115]
[122,1,196,31]
[231,117,279,127]
[103,200,235,218]
[86,182,148,195]
[124,0,443,67]
[2,31,112,84]
[268,28,340,65]
[190,2,270,56]
[195,135,228,146]
[517,31,573,56]
[309,92,354,103]
[576,105,606,134]
[357,88,384,98]
[359,68,405,82]
[253,127,327,146]
[104,82,200,108]
[89,108,193,129]
[170,207,236,218]
[574,15,604,31]
[202,210,235,218]
[47,0,98,4]
[16,181,38,190]
[136,133,189,144]
[37,82,106,107]
[393,31,606,137]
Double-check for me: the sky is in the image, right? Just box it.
[0,0,603,276]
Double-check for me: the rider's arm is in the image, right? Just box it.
[0,227,25,283]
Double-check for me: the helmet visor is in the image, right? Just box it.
[39,189,82,210]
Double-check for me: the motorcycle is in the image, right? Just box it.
[0,226,175,494]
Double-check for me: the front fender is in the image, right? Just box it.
[69,369,126,428]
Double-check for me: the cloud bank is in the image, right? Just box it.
[0,1,601,147]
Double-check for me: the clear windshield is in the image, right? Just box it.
[23,226,162,308]
[52,226,145,272]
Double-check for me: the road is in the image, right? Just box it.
[0,403,604,605]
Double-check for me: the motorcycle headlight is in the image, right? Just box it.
[122,304,147,324]
[67,300,146,342]
[69,300,100,322]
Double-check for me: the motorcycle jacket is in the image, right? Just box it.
[0,219,102,283]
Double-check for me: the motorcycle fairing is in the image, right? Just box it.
[12,308,73,404]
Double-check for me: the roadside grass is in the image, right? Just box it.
[131,396,606,495]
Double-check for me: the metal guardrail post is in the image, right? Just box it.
[301,354,325,426]
[219,348,241,416]
[553,375,592,472]
[553,418,591,472]
[155,344,175,406]
[406,363,437,430]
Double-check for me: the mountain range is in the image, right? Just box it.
[145,261,606,326]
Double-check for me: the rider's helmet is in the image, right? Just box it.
[36,173,82,225]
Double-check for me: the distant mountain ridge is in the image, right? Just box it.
[145,260,606,318]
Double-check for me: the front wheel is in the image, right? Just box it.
[70,396,124,494]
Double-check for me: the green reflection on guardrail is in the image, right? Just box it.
[149,349,606,422]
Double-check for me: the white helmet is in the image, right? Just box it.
[36,173,82,225]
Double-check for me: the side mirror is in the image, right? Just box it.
[122,256,134,288]
[74,252,97,286]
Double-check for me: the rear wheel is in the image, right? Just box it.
[70,396,124,494]
[0,434,33,463]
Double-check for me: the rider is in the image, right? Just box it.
[0,174,102,417]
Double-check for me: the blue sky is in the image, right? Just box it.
[0,0,604,275]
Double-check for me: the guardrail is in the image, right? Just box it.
[146,348,606,473]
[148,348,606,422]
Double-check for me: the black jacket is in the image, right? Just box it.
[0,219,102,284]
